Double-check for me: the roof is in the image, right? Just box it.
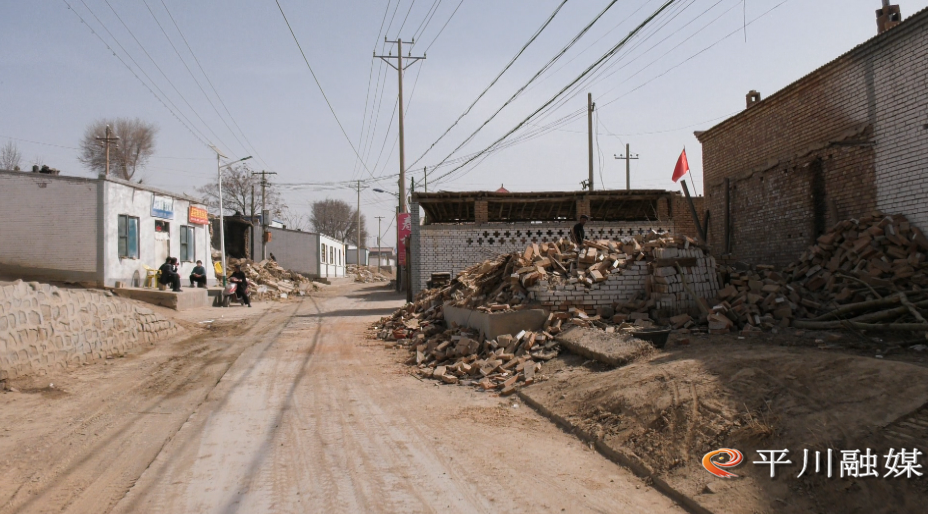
[0,169,205,204]
[697,6,928,141]
[412,189,674,224]
[369,247,395,255]
[495,184,510,193]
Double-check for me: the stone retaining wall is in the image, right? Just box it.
[0,280,179,380]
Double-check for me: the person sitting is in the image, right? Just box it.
[158,257,182,292]
[229,265,252,307]
[190,260,207,288]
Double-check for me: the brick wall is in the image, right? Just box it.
[697,10,928,266]
[0,172,100,282]
[670,193,705,240]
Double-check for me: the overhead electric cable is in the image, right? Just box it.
[424,0,465,53]
[274,0,374,176]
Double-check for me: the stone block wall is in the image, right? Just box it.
[528,248,719,317]
[0,280,179,380]
[697,10,928,266]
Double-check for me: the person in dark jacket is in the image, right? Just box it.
[229,265,251,307]
[158,257,181,292]
[190,260,207,288]
[571,214,590,246]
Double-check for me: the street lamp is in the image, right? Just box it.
[373,188,398,197]
[211,144,251,286]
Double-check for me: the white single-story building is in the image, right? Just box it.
[345,245,369,266]
[0,170,213,287]
[369,246,396,269]
[265,227,347,278]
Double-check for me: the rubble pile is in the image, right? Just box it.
[225,257,314,300]
[448,232,706,312]
[374,292,560,394]
[347,264,390,283]
[712,212,928,333]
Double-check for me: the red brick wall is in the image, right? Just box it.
[670,193,704,240]
[695,10,928,266]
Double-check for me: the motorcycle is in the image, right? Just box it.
[221,282,247,307]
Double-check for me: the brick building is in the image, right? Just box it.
[409,189,704,294]
[696,5,928,266]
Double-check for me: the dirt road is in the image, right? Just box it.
[2,283,683,513]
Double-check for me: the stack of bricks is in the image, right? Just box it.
[649,247,720,316]
[0,280,179,380]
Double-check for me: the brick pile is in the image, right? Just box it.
[347,265,390,283]
[710,212,928,333]
[225,257,313,299]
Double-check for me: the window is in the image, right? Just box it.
[330,247,334,264]
[118,215,140,259]
[180,226,196,262]
[321,243,327,263]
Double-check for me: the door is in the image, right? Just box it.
[155,220,171,264]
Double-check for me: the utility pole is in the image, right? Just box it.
[375,38,425,213]
[587,93,595,191]
[614,145,639,190]
[356,180,362,266]
[251,170,277,260]
[95,125,119,178]
[375,215,384,273]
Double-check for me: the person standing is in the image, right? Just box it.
[229,265,252,307]
[189,260,207,288]
[571,214,590,246]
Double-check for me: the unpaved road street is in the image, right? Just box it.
[2,283,683,513]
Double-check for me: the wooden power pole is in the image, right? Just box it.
[587,93,595,191]
[375,38,425,213]
[251,170,277,260]
[95,125,119,178]
[615,145,639,190]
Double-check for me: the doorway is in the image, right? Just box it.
[155,220,171,264]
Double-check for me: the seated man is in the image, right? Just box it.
[158,257,181,292]
[229,265,252,307]
[189,260,207,288]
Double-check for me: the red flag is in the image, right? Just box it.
[672,149,689,182]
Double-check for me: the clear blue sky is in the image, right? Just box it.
[2,1,924,246]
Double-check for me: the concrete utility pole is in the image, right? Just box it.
[96,125,119,178]
[357,180,362,266]
[375,215,384,273]
[588,93,595,191]
[375,38,425,213]
[251,170,277,260]
[614,145,639,190]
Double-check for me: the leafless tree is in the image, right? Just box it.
[278,206,309,231]
[78,118,157,180]
[0,141,22,171]
[310,198,368,246]
[197,163,286,221]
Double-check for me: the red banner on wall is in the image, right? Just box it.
[188,206,209,225]
[397,213,412,265]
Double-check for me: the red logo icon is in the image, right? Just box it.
[703,449,744,478]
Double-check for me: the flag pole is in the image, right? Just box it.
[683,146,698,195]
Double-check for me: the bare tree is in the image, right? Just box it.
[78,118,157,180]
[0,141,22,171]
[197,163,286,221]
[278,206,309,231]
[310,198,368,246]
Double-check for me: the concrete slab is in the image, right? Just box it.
[112,287,210,311]
[442,303,547,340]
[555,326,653,367]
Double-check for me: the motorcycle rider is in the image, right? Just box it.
[229,265,252,307]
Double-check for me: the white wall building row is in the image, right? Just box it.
[265,227,346,278]
[0,171,213,287]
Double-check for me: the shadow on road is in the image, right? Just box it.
[295,307,398,318]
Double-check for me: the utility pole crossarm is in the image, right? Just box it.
[95,125,120,178]
[614,145,640,191]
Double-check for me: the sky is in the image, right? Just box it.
[3,0,925,247]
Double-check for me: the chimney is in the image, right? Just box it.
[876,1,902,34]
[746,90,762,109]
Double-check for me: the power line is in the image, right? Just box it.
[430,0,678,186]
[406,0,570,171]
[412,0,443,41]
[396,0,418,36]
[61,0,212,148]
[425,0,622,178]
[274,0,374,176]
[156,0,273,170]
[99,0,235,153]
[424,0,465,53]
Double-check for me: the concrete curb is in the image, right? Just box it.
[517,388,715,514]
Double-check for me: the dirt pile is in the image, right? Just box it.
[713,212,928,333]
[347,264,390,283]
[225,257,313,299]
